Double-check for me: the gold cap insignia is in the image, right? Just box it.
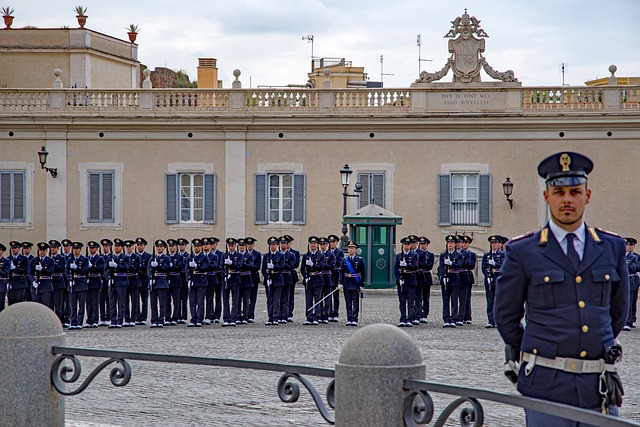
[559,153,571,172]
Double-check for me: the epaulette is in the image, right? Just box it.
[594,227,622,240]
[509,231,536,244]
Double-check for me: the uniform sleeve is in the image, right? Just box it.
[611,239,630,337]
[494,243,527,350]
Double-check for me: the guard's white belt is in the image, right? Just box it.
[521,352,617,374]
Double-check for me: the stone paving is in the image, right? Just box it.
[62,288,640,427]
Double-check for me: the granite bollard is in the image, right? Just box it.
[0,302,65,426]
[335,323,425,427]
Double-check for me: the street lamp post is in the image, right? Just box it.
[340,164,362,251]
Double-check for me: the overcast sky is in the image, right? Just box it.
[12,0,639,88]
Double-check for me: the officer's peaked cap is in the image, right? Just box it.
[538,151,593,187]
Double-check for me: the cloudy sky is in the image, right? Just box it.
[11,0,639,88]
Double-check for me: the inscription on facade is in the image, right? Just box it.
[428,91,505,111]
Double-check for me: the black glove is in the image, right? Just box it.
[601,343,624,407]
[503,344,520,385]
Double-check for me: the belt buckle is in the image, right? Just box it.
[563,358,583,373]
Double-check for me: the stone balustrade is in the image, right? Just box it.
[0,85,637,116]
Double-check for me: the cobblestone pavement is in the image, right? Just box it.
[63,288,640,427]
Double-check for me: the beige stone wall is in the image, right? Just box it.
[0,53,71,88]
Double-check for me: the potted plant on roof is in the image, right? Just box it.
[74,5,87,28]
[2,7,15,29]
[126,24,139,43]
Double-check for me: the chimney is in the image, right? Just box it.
[197,58,220,88]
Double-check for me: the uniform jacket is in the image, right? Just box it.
[31,256,55,294]
[148,253,171,290]
[87,253,105,290]
[481,250,505,287]
[168,252,184,288]
[262,251,285,287]
[109,253,132,287]
[281,250,296,286]
[52,253,67,290]
[137,251,152,288]
[127,253,141,288]
[0,257,10,293]
[437,250,463,287]
[249,249,262,286]
[394,251,420,286]
[461,250,476,285]
[224,251,244,287]
[189,252,210,288]
[289,248,301,285]
[67,255,89,292]
[301,251,328,288]
[338,255,365,291]
[239,250,254,288]
[494,224,629,408]
[321,250,336,287]
[8,253,29,290]
[625,251,639,291]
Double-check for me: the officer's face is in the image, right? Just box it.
[23,247,31,255]
[156,245,165,254]
[114,245,123,254]
[89,247,97,255]
[402,243,411,252]
[179,244,187,252]
[73,247,81,256]
[420,243,428,250]
[544,183,591,230]
[51,246,59,255]
[447,241,455,251]
[491,242,500,252]
[102,245,111,253]
[38,249,47,257]
[169,245,177,254]
[238,244,246,252]
[136,243,145,252]
[11,247,20,256]
[348,246,357,256]
[269,242,278,252]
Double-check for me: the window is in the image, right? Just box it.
[438,173,491,226]
[166,173,216,224]
[88,172,114,223]
[0,171,25,222]
[255,173,305,224]
[358,172,385,208]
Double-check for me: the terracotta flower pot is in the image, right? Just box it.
[127,31,137,43]
[76,14,87,28]
[3,15,14,29]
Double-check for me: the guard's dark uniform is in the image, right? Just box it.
[237,239,254,324]
[0,243,9,312]
[246,237,261,323]
[286,236,301,321]
[279,236,296,324]
[85,241,105,327]
[481,235,504,328]
[7,241,29,305]
[188,239,209,327]
[124,240,141,326]
[148,240,171,327]
[262,236,285,325]
[222,238,243,326]
[98,239,113,326]
[30,242,54,308]
[67,242,89,329]
[135,237,151,325]
[394,237,420,326]
[165,240,184,325]
[459,235,476,324]
[417,236,434,322]
[338,240,365,325]
[623,237,639,330]
[495,152,629,423]
[438,235,463,327]
[108,239,132,328]
[328,234,344,322]
[301,236,326,325]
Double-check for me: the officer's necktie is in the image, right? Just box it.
[566,233,580,270]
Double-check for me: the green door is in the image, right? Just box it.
[352,225,393,289]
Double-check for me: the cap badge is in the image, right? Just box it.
[560,153,571,172]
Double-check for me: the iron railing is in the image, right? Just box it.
[51,346,640,426]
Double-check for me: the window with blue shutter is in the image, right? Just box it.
[255,172,306,224]
[358,172,385,208]
[166,172,216,224]
[88,171,115,223]
[438,173,492,226]
[0,171,25,222]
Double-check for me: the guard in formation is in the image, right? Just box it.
[495,151,628,423]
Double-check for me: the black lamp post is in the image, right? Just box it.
[502,177,513,209]
[37,146,58,178]
[340,164,362,250]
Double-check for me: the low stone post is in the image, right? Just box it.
[0,302,65,426]
[335,323,425,427]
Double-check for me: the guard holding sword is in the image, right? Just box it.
[481,235,504,328]
[438,235,463,328]
[338,240,365,326]
[67,241,89,330]
[394,236,420,327]
[261,236,285,325]
[301,236,325,325]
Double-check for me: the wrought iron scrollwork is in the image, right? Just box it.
[435,396,484,427]
[51,354,131,396]
[404,390,434,427]
[277,373,335,424]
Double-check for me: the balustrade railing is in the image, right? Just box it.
[0,86,637,115]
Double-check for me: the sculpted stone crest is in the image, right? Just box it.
[416,10,518,84]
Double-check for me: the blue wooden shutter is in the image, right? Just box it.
[372,173,385,208]
[478,173,492,226]
[292,173,306,224]
[438,174,451,226]
[165,173,179,224]
[102,172,114,222]
[254,174,267,224]
[358,173,369,208]
[0,172,9,221]
[13,172,24,221]
[203,173,216,224]
[88,173,100,222]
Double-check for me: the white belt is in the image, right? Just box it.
[521,352,617,375]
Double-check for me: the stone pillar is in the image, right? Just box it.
[320,68,334,110]
[0,302,65,426]
[335,323,425,427]
[44,132,68,241]
[224,131,247,238]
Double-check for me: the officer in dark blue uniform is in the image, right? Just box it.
[85,240,104,328]
[328,234,344,322]
[124,239,141,327]
[0,243,10,312]
[48,240,66,323]
[285,235,301,322]
[166,239,184,325]
[149,239,171,328]
[460,235,476,324]
[262,236,285,325]
[495,151,629,424]
[301,236,325,325]
[7,241,29,305]
[622,237,639,331]
[210,237,225,324]
[338,240,365,326]
[108,238,132,328]
[21,241,35,301]
[246,237,261,323]
[237,238,254,324]
[481,235,504,328]
[202,237,216,325]
[279,236,296,324]
[135,237,151,326]
[98,238,113,326]
[187,238,209,327]
[394,236,420,327]
[31,241,54,308]
[318,237,336,324]
[177,238,191,324]
[417,236,434,323]
[222,238,243,326]
[438,235,463,327]
[67,242,89,330]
